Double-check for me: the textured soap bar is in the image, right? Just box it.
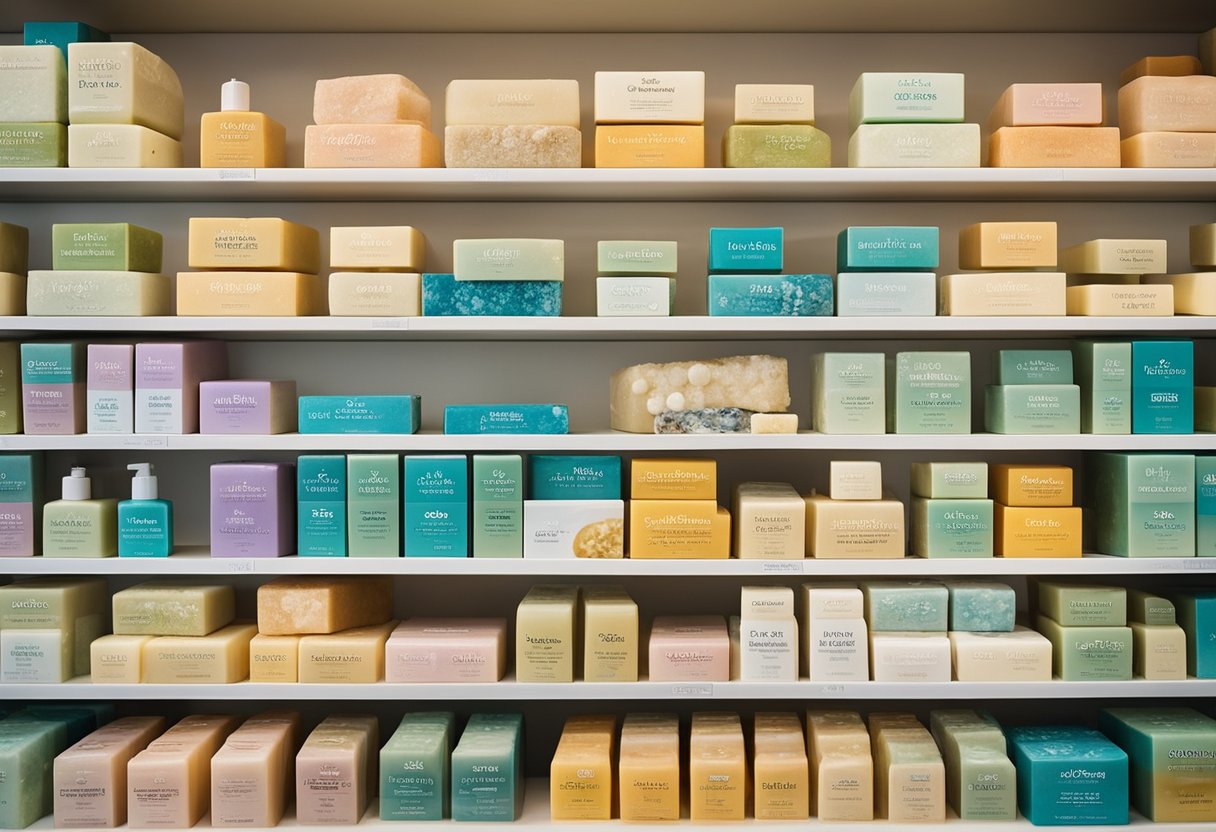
[453,238,564,282]
[298,394,420,434]
[444,124,581,168]
[421,273,562,316]
[1143,272,1216,314]
[27,271,170,316]
[939,272,1066,315]
[1122,132,1216,167]
[942,580,1015,632]
[862,580,948,631]
[67,42,183,139]
[594,71,704,123]
[989,126,1120,166]
[297,622,396,683]
[735,84,815,123]
[67,124,180,167]
[445,79,578,127]
[959,221,1058,270]
[987,83,1103,129]
[595,125,704,167]
[837,226,939,271]
[199,379,297,434]
[654,405,751,434]
[848,123,980,167]
[596,277,674,316]
[610,354,789,433]
[1119,75,1216,136]
[0,122,66,166]
[708,273,832,316]
[256,576,391,635]
[142,623,257,683]
[328,272,420,316]
[313,74,430,126]
[305,123,441,167]
[52,222,160,272]
[1008,726,1129,825]
[0,45,66,123]
[0,720,70,827]
[1067,283,1173,316]
[330,226,424,271]
[1060,238,1166,274]
[723,124,831,167]
[849,72,965,128]
[113,581,235,636]
[177,272,324,316]
[444,403,568,434]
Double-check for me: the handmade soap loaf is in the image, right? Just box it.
[1122,132,1216,167]
[198,379,297,434]
[67,42,183,138]
[126,715,242,828]
[304,123,441,167]
[595,125,704,167]
[385,618,507,682]
[53,716,165,828]
[421,273,562,316]
[141,622,258,683]
[849,123,980,167]
[707,273,832,316]
[988,126,1120,166]
[610,354,789,433]
[67,124,180,167]
[1119,75,1216,136]
[313,74,430,126]
[549,715,617,821]
[445,124,581,168]
[723,124,830,167]
[188,217,320,272]
[0,45,66,123]
[939,272,1066,315]
[1143,272,1216,314]
[112,580,235,636]
[209,712,299,828]
[27,271,170,316]
[256,576,392,635]
[177,272,325,316]
[328,272,421,316]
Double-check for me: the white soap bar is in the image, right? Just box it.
[1,628,71,682]
[328,272,421,317]
[807,619,870,682]
[802,583,865,620]
[751,413,798,434]
[734,84,815,124]
[830,461,882,501]
[848,124,981,167]
[0,45,66,122]
[67,42,184,139]
[445,79,580,127]
[948,627,1052,682]
[68,124,182,168]
[594,71,705,124]
[739,617,798,681]
[741,585,797,619]
[870,632,951,682]
[595,277,674,317]
[27,270,170,316]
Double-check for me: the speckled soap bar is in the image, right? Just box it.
[421,273,562,316]
[445,125,582,168]
[861,580,948,632]
[654,408,754,434]
[444,404,568,435]
[707,274,832,316]
[942,580,1016,632]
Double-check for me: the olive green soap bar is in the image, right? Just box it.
[51,222,162,272]
[722,124,831,168]
[0,122,66,166]
[1038,581,1126,627]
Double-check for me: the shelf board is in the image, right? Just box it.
[1,168,1214,203]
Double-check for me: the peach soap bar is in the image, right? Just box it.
[445,79,580,127]
[304,123,441,168]
[313,74,431,126]
[127,715,242,829]
[89,634,151,683]
[689,713,747,821]
[989,126,1120,166]
[648,615,729,681]
[67,42,183,139]
[256,576,392,635]
[1119,76,1216,136]
[54,716,165,828]
[445,124,581,168]
[987,83,1103,128]
[385,618,507,682]
[176,272,325,316]
[1122,132,1216,167]
[209,714,299,828]
[188,217,320,272]
[549,715,617,821]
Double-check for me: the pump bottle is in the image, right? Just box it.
[118,462,174,557]
[200,78,286,167]
[42,467,117,557]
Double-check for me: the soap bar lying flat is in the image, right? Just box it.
[1036,615,1132,680]
[330,226,424,271]
[313,74,431,126]
[141,622,257,683]
[188,217,320,272]
[984,383,1080,434]
[27,271,170,316]
[0,122,66,167]
[248,634,299,682]
[835,272,936,316]
[654,407,755,434]
[861,580,948,631]
[257,576,392,635]
[950,628,1051,681]
[990,463,1072,506]
[1143,272,1216,314]
[989,126,1120,166]
[89,633,151,682]
[596,277,674,316]
[298,394,420,434]
[942,579,1015,632]
[445,79,579,127]
[594,71,705,124]
[176,272,324,316]
[67,42,183,139]
[128,715,242,829]
[837,226,939,272]
[529,455,621,501]
[304,123,441,167]
[1122,131,1216,167]
[996,505,1082,558]
[1067,283,1173,316]
[199,379,297,434]
[1119,75,1216,136]
[0,45,66,122]
[911,462,988,499]
[52,222,161,271]
[385,618,507,682]
[631,457,716,500]
[959,221,1057,270]
[1007,726,1129,826]
[735,84,815,124]
[1121,55,1204,85]
[849,123,980,167]
[723,124,831,167]
[993,349,1073,385]
[597,240,678,276]
[421,273,562,316]
[444,124,581,168]
[1060,238,1167,274]
[707,273,833,316]
[610,354,790,433]
[54,716,165,828]
[805,495,906,559]
[298,623,396,683]
[751,413,797,433]
[1039,581,1125,626]
[939,272,1066,315]
[987,83,1103,129]
[648,615,729,681]
[869,632,951,682]
[453,238,564,282]
[113,580,235,636]
[328,272,421,316]
[628,500,731,559]
[444,403,568,434]
[708,227,783,274]
[595,125,704,167]
[67,124,180,167]
[849,72,965,128]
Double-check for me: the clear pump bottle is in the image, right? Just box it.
[199,78,286,168]
[42,466,118,557]
[118,462,174,557]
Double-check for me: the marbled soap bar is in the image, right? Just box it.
[177,272,325,316]
[27,271,170,316]
[445,79,579,127]
[51,222,161,272]
[444,403,568,435]
[0,45,66,123]
[421,273,561,316]
[1142,272,1216,314]
[313,74,430,126]
[595,125,704,167]
[708,273,832,316]
[849,123,980,167]
[861,580,948,632]
[67,124,179,168]
[989,126,1120,167]
[942,579,1015,632]
[67,42,183,139]
[1122,132,1216,168]
[596,277,674,316]
[723,124,830,167]
[305,124,441,168]
[1121,55,1203,84]
[654,407,753,434]
[834,272,936,316]
[849,72,965,128]
[735,84,815,124]
[453,238,563,282]
[1119,75,1216,136]
[444,124,581,168]
[1100,707,1216,822]
[987,83,1103,129]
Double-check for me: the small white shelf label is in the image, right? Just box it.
[671,684,713,697]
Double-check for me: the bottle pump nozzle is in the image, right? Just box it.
[62,467,91,501]
[128,463,159,500]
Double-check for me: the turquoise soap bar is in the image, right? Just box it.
[993,350,1074,385]
[297,455,347,557]
[984,384,1081,435]
[861,579,948,631]
[299,395,421,434]
[1169,591,1216,678]
[528,455,621,500]
[0,719,63,828]
[1131,340,1193,435]
[837,226,939,271]
[451,713,524,822]
[421,273,562,316]
[403,455,468,558]
[707,273,832,316]
[1007,726,1129,826]
[707,227,783,274]
[380,712,455,820]
[444,404,568,435]
[24,22,109,56]
[942,580,1015,632]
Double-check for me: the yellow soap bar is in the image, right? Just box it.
[329,226,425,271]
[994,505,1082,558]
[628,499,730,559]
[304,123,442,168]
[0,222,29,274]
[89,634,152,683]
[0,272,26,315]
[248,634,300,683]
[988,126,1120,167]
[630,457,716,500]
[990,464,1073,507]
[297,621,396,683]
[142,623,258,683]
[806,711,874,821]
[200,112,286,169]
[176,272,325,316]
[1120,55,1204,85]
[582,586,638,683]
[328,272,421,317]
[1143,273,1216,314]
[958,221,1058,270]
[188,217,320,272]
[550,715,617,820]
[127,715,242,829]
[1191,224,1216,268]
[1121,132,1216,168]
[112,580,236,636]
[753,712,810,820]
[313,74,431,127]
[939,272,1066,316]
[256,576,393,636]
[689,712,746,821]
[618,714,680,821]
[1059,239,1167,274]
[1118,75,1216,136]
[805,494,905,559]
[1066,283,1173,316]
[595,125,704,168]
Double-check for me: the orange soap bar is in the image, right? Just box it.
[1118,76,1216,136]
[595,125,704,168]
[304,124,442,168]
[994,504,1082,558]
[1119,56,1204,86]
[988,126,1120,167]
[177,272,325,316]
[1121,132,1216,167]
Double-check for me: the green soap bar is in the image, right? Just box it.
[1038,581,1126,626]
[984,384,1080,435]
[597,240,677,276]
[0,719,64,828]
[1036,614,1132,681]
[722,124,831,168]
[910,462,988,498]
[452,238,564,282]
[0,123,66,167]
[911,497,994,558]
[993,350,1074,385]
[1073,340,1131,435]
[51,222,162,272]
[1126,589,1175,626]
[887,351,971,434]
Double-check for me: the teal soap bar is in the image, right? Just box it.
[1132,340,1194,435]
[51,223,162,272]
[707,273,832,316]
[451,713,524,822]
[297,455,346,557]
[1099,707,1216,823]
[1007,726,1129,826]
[528,455,621,500]
[942,580,1015,632]
[380,711,455,821]
[912,497,994,558]
[993,350,1074,385]
[834,272,937,316]
[1199,456,1216,557]
[597,241,677,276]
[1088,452,1195,558]
[1073,340,1131,435]
[887,351,971,434]
[24,22,109,56]
[910,462,988,499]
[707,227,783,274]
[0,123,66,167]
[298,395,420,434]
[1036,615,1132,680]
[0,719,63,828]
[445,404,568,435]
[861,579,948,631]
[1168,591,1216,678]
[452,238,564,282]
[984,384,1080,435]
[403,454,468,558]
[837,226,939,272]
[422,273,562,316]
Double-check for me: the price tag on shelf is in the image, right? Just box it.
[1182,559,1216,570]
[761,561,804,574]
[217,169,255,180]
[224,559,257,573]
[369,318,405,329]
[671,684,713,697]
[472,168,509,182]
[121,436,169,449]
[816,684,846,696]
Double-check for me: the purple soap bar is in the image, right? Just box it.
[210,462,295,558]
[199,380,297,435]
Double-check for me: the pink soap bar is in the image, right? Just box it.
[647,615,729,682]
[198,379,297,435]
[313,74,431,127]
[987,83,1103,130]
[1118,75,1216,136]
[304,124,442,168]
[384,618,508,682]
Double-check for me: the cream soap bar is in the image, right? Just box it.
[1119,75,1216,136]
[618,714,679,821]
[987,83,1103,129]
[849,123,980,167]
[127,715,241,829]
[27,271,170,316]
[733,482,804,559]
[297,621,396,683]
[141,622,257,683]
[113,581,235,636]
[849,72,965,128]
[444,124,581,168]
[735,84,815,123]
[751,413,797,433]
[870,632,951,682]
[67,42,183,139]
[596,277,674,316]
[830,460,882,500]
[959,222,1058,270]
[1122,132,1216,168]
[516,585,578,682]
[1,629,71,681]
[0,45,66,123]
[330,226,424,271]
[89,634,151,683]
[452,238,564,282]
[54,716,165,828]
[313,74,430,126]
[328,272,421,316]
[950,627,1052,681]
[446,79,579,127]
[1130,622,1186,680]
[872,722,946,822]
[1059,239,1167,274]
[598,240,677,276]
[1143,273,1216,314]
[248,634,299,682]
[805,495,905,559]
[188,217,320,272]
[806,711,874,821]
[256,576,392,635]
[177,272,324,316]
[939,272,1066,315]
[68,124,181,168]
[304,123,441,168]
[594,71,705,124]
[582,587,638,682]
[835,272,936,316]
[1067,283,1173,316]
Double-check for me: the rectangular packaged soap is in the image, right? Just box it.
[1090,452,1195,557]
[1118,75,1216,136]
[629,499,730,558]
[86,344,133,434]
[472,454,523,558]
[329,225,424,271]
[1,628,72,682]
[89,633,150,682]
[708,226,783,274]
[987,83,1103,130]
[597,240,677,276]
[581,587,638,682]
[403,454,467,558]
[21,341,84,435]
[248,634,299,682]
[528,455,621,500]
[959,222,1058,270]
[452,238,563,282]
[939,272,1066,315]
[67,42,183,139]
[984,383,1081,434]
[1039,581,1126,626]
[812,352,886,435]
[304,123,442,167]
[1007,726,1129,825]
[313,73,430,125]
[296,456,346,557]
[804,495,905,559]
[210,462,295,558]
[27,270,170,316]
[630,457,716,500]
[942,579,1016,632]
[298,395,420,435]
[257,576,391,635]
[1060,238,1167,275]
[445,79,579,127]
[1170,591,1215,677]
[733,482,804,559]
[443,403,568,435]
[950,628,1052,681]
[199,379,296,435]
[0,46,65,123]
[385,618,506,682]
[51,222,161,272]
[133,340,228,435]
[297,621,395,683]
[594,125,704,167]
[1100,707,1216,822]
[1143,272,1216,315]
[648,615,729,681]
[113,581,235,636]
[995,505,1082,557]
[522,499,624,558]
[379,712,454,821]
[1067,283,1174,316]
[176,271,324,316]
[0,122,66,167]
[988,125,1120,166]
[1073,340,1131,434]
[837,226,940,272]
[834,272,936,316]
[991,463,1072,506]
[515,585,578,682]
[127,715,241,829]
[451,714,523,822]
[594,71,704,124]
[328,272,420,316]
[848,72,965,129]
[993,350,1073,385]
[187,217,319,272]
[1036,615,1132,680]
[66,123,180,168]
[596,276,674,316]
[848,123,981,167]
[1131,340,1193,434]
[420,272,562,316]
[735,83,815,124]
[911,462,988,498]
[912,498,994,558]
[141,623,257,683]
[707,273,832,316]
[443,123,582,168]
[887,351,971,434]
[1121,131,1216,167]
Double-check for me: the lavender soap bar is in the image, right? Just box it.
[707,274,832,316]
[421,273,561,316]
[445,404,569,435]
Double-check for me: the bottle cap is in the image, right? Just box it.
[62,467,91,501]
[221,78,250,112]
[128,462,158,500]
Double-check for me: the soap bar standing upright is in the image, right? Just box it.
[347,454,401,557]
[379,712,454,821]
[209,462,294,558]
[297,456,347,557]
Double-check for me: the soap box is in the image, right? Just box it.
[403,455,469,558]
[85,343,133,434]
[297,455,346,557]
[1131,340,1193,434]
[848,72,966,129]
[708,274,832,316]
[528,455,621,500]
[522,499,625,558]
[21,341,84,435]
[834,272,936,316]
[887,351,971,434]
[210,462,295,558]
[837,226,939,272]
[199,380,297,435]
[993,350,1073,385]
[444,404,568,435]
[0,453,42,557]
[910,462,988,499]
[298,395,420,434]
[594,71,706,124]
[707,227,783,274]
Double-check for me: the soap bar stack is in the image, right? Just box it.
[987,82,1117,167]
[523,454,624,559]
[735,586,797,680]
[595,240,677,317]
[0,222,29,314]
[944,221,1066,316]
[1006,726,1129,826]
[66,40,183,167]
[910,461,993,558]
[1034,581,1132,681]
[800,583,869,681]
[991,463,1082,557]
[836,225,938,317]
[929,710,1016,820]
[1061,237,1174,316]
[594,71,705,167]
[861,580,951,682]
[806,461,904,558]
[445,79,581,168]
[985,349,1081,434]
[0,577,106,683]
[305,74,440,168]
[708,226,833,317]
[1124,590,1187,680]
[944,580,1051,681]
[1119,56,1216,167]
[867,713,946,822]
[178,217,325,316]
[328,225,426,316]
[848,72,979,167]
[29,222,169,316]
[424,237,564,317]
[0,36,70,166]
[723,83,829,168]
[1144,222,1216,315]
[628,457,730,558]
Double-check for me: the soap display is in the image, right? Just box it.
[594,71,705,167]
[723,83,830,168]
[445,79,581,168]
[305,74,440,168]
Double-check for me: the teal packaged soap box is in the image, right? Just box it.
[404,454,469,557]
[707,227,783,274]
[1132,340,1193,435]
[837,226,939,272]
[444,404,569,435]
[297,455,346,557]
[299,395,420,434]
[528,455,621,500]
[707,273,832,316]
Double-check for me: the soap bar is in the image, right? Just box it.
[597,240,677,276]
[1122,131,1216,167]
[806,711,874,821]
[0,45,66,123]
[297,621,396,683]
[1039,581,1125,626]
[950,627,1051,681]
[134,340,229,435]
[655,407,755,434]
[990,463,1072,506]
[1036,615,1132,680]
[733,482,804,559]
[871,720,946,822]
[958,221,1058,270]
[994,349,1073,385]
[176,271,324,316]
[1143,272,1216,314]
[0,719,65,827]
[1067,283,1174,316]
[830,460,882,500]
[707,273,832,316]
[628,500,730,558]
[1131,340,1194,435]
[594,71,705,123]
[1073,340,1131,434]
[618,714,679,821]
[595,125,704,167]
[939,272,1066,315]
[444,403,568,434]
[0,222,29,274]
[1127,589,1176,626]
[0,122,66,166]
[911,462,988,498]
[805,495,906,559]
[330,226,424,271]
[988,125,1120,166]
[67,124,180,167]
[199,380,297,435]
[752,712,810,820]
[708,227,783,274]
[89,633,151,682]
[1129,622,1187,680]
[210,462,295,558]
[444,124,582,168]
[53,716,165,828]
[1091,452,1195,557]
[298,394,420,434]
[1119,75,1216,136]
[304,123,442,167]
[812,352,886,435]
[452,238,564,282]
[1100,707,1216,821]
[296,715,378,824]
[515,585,578,682]
[188,217,320,272]
[869,632,951,682]
[127,716,242,828]
[648,615,729,681]
[751,413,798,433]
[379,712,454,821]
[248,634,299,682]
[451,714,523,822]
[550,715,617,821]
[113,580,235,636]
[385,618,507,682]
[861,580,948,631]
[522,499,625,558]
[421,273,562,316]
[688,713,746,821]
[27,270,170,316]
[596,277,674,316]
[942,580,1015,632]
[835,272,936,316]
[849,72,965,128]
[1007,726,1129,826]
[610,354,790,433]
[987,83,1103,129]
[996,505,1082,557]
[630,457,715,500]
[313,74,430,126]
[723,124,831,167]
[210,714,298,828]
[1121,55,1204,84]
[0,577,106,674]
[257,576,391,635]
[67,42,183,139]
[848,123,980,167]
[51,222,161,272]
[1,628,71,682]
[1171,591,1216,678]
[1060,237,1167,273]
[142,622,257,683]
[328,272,421,316]
[445,79,579,127]
[528,455,621,501]
[837,226,939,271]
[1192,223,1216,267]
[888,351,972,434]
[984,383,1081,434]
[735,84,815,123]
[932,713,1016,821]
[741,585,796,619]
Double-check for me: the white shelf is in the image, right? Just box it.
[1,168,1214,203]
